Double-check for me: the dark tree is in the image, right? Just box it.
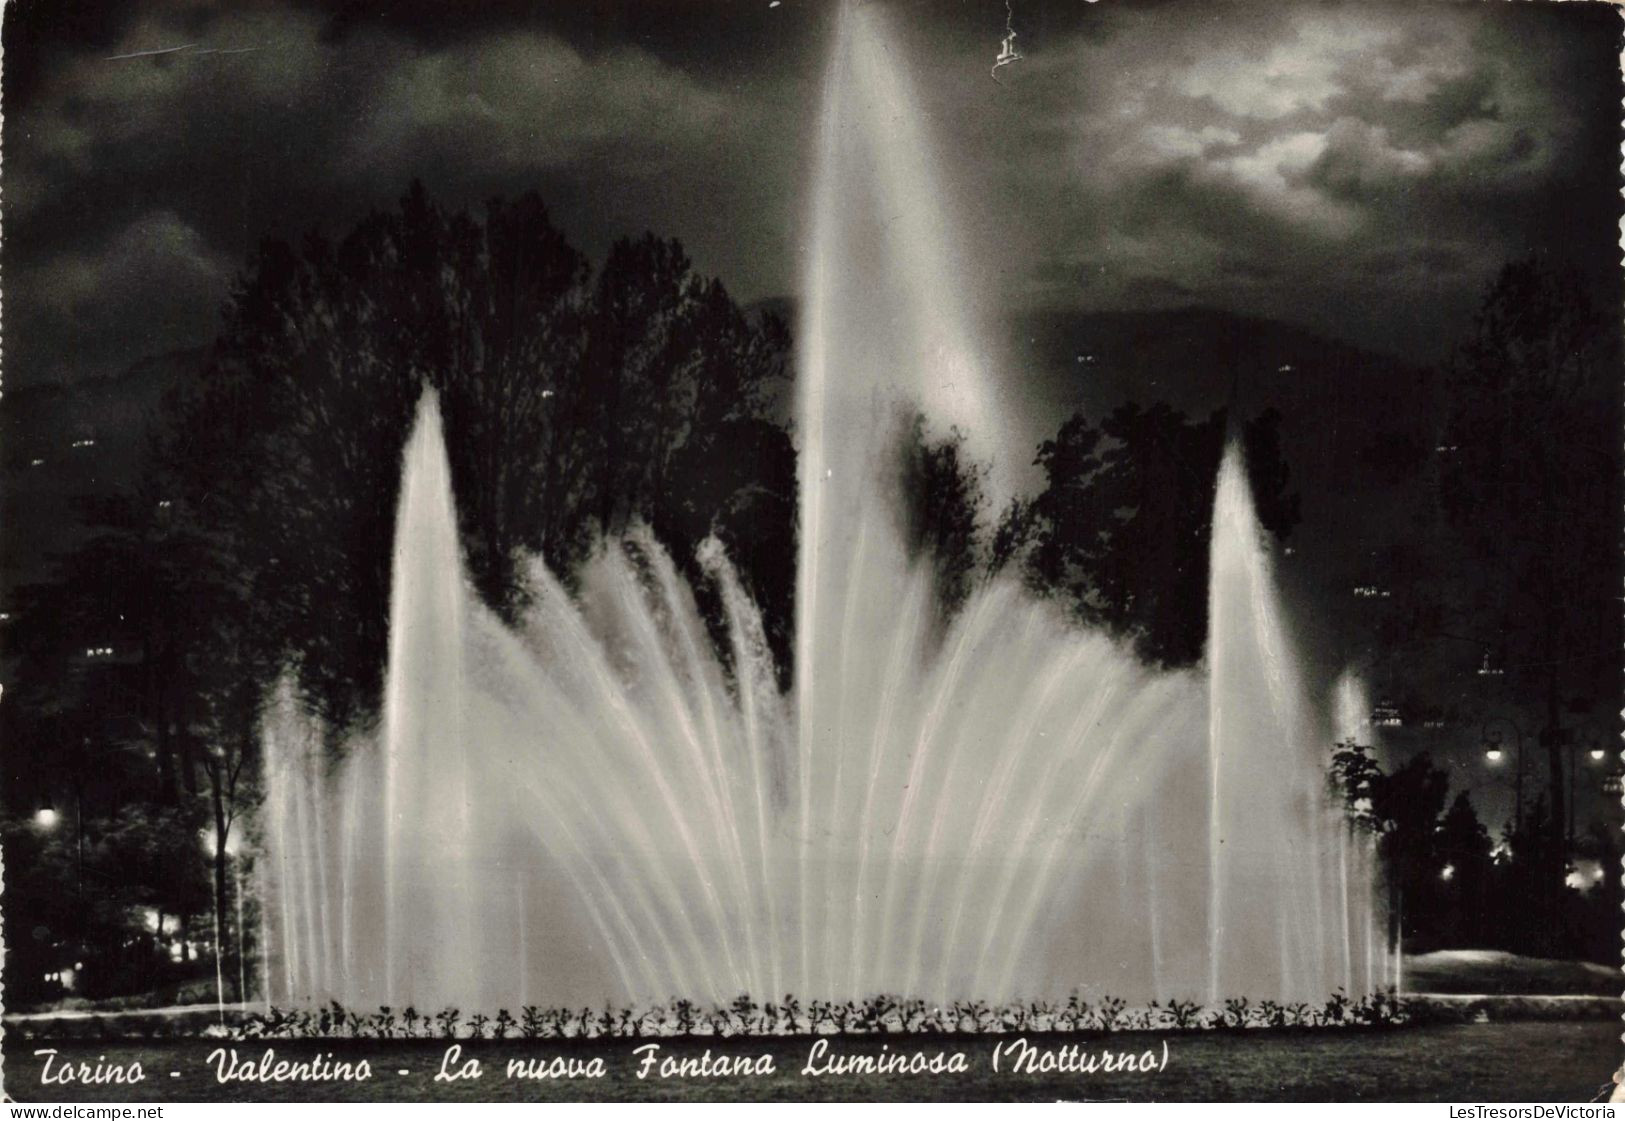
[1329,738,1386,832]
[655,415,798,690]
[1433,792,1494,948]
[1372,752,1451,953]
[897,414,989,622]
[999,403,1299,667]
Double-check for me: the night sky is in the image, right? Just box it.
[4,0,1621,831]
[6,0,1620,389]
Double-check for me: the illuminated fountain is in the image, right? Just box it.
[260,4,1381,1013]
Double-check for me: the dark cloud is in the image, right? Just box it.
[4,0,824,385]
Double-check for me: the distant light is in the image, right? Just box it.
[29,458,44,468]
[1277,364,1294,373]
[70,439,96,449]
[34,807,59,828]
[1440,864,1454,882]
[1484,748,1504,764]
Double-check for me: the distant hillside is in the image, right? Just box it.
[746,296,1430,491]
[1006,304,1428,485]
[1,349,205,590]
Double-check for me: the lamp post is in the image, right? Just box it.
[1481,718,1527,831]
[73,778,84,906]
[1568,738,1608,857]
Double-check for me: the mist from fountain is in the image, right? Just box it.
[259,3,1381,1013]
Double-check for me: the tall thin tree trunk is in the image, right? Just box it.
[149,636,177,802]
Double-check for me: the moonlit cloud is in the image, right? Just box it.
[345,33,736,181]
[937,0,1618,357]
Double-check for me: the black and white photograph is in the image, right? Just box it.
[1,0,1621,1104]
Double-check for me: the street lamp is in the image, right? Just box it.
[34,800,58,829]
[1483,747,1504,764]
[1589,748,1606,762]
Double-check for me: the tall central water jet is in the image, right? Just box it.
[259,5,1381,1013]
[795,3,1015,999]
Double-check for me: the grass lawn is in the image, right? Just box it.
[7,1021,1619,1102]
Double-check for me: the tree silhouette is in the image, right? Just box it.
[1370,752,1450,954]
[998,403,1299,667]
[156,182,792,724]
[1434,792,1494,948]
[897,414,989,623]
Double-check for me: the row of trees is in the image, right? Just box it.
[1331,741,1617,961]
[158,183,796,728]
[897,401,1301,665]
